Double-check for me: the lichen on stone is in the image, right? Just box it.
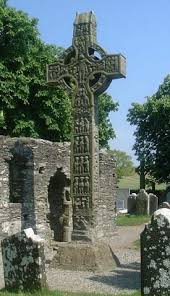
[143,287,150,294]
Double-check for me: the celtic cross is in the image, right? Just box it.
[47,12,126,241]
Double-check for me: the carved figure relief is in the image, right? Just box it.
[79,136,84,153]
[84,156,89,173]
[74,156,90,174]
[74,137,79,153]
[83,95,90,107]
[82,196,89,208]
[74,157,79,174]
[74,119,79,133]
[79,177,84,194]
[75,96,81,107]
[84,136,89,153]
[73,215,88,230]
[74,117,90,134]
[73,176,90,195]
[75,196,89,209]
[73,177,79,194]
[79,156,84,174]
[84,118,89,132]
[73,136,90,154]
[84,176,90,194]
[79,118,84,133]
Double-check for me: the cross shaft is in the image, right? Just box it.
[47,12,126,241]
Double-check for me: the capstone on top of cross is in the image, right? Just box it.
[74,11,96,25]
[73,11,97,44]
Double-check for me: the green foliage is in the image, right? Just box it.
[0,0,7,8]
[127,75,170,183]
[0,4,71,141]
[0,4,118,146]
[98,93,118,148]
[110,149,135,180]
[117,214,150,226]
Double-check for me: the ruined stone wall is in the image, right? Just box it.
[0,136,117,244]
[0,136,70,243]
[0,203,21,239]
[94,150,117,239]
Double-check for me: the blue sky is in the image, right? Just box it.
[8,0,170,164]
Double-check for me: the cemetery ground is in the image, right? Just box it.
[0,222,144,296]
[116,214,150,226]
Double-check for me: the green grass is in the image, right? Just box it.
[118,173,166,190]
[132,239,140,250]
[116,214,150,226]
[0,290,141,296]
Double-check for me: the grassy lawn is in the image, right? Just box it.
[116,214,150,226]
[118,173,166,190]
[0,290,141,296]
[132,239,140,250]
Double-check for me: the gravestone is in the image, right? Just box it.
[1,228,47,291]
[149,193,158,215]
[136,189,149,215]
[117,188,130,211]
[162,202,170,209]
[47,12,126,241]
[141,208,170,295]
[128,193,137,214]
[164,185,170,203]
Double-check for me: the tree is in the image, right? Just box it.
[0,0,7,7]
[98,93,118,148]
[127,75,170,183]
[0,3,118,147]
[110,149,135,180]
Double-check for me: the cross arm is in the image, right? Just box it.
[90,54,126,79]
[47,62,70,84]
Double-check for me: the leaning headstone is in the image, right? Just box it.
[128,193,137,214]
[149,193,158,215]
[141,208,170,295]
[1,228,47,291]
[136,189,149,215]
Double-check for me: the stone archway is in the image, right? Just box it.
[47,168,71,241]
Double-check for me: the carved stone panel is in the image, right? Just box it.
[47,11,126,241]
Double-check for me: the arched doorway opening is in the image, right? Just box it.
[47,168,71,241]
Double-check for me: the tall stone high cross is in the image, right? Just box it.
[47,12,126,241]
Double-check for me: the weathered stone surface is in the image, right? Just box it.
[164,185,170,203]
[50,242,119,272]
[0,136,117,248]
[162,202,170,209]
[117,188,130,211]
[47,12,125,241]
[136,189,149,215]
[128,193,137,214]
[1,228,47,291]
[98,150,117,238]
[0,203,21,239]
[141,208,170,295]
[0,136,70,244]
[149,193,158,215]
